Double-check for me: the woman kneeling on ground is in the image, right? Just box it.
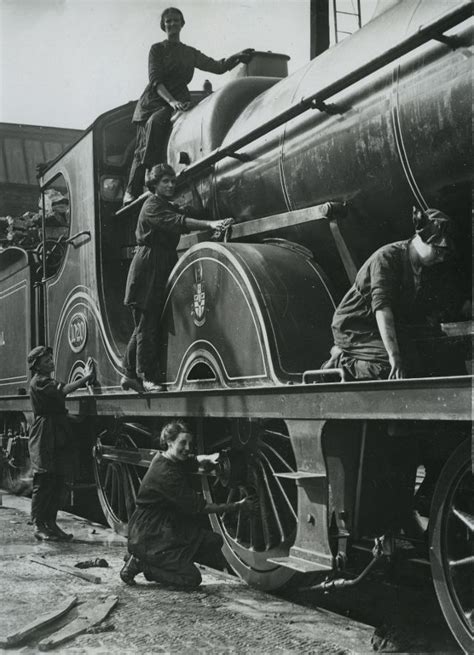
[120,420,257,588]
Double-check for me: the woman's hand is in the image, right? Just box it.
[196,452,220,472]
[388,353,405,380]
[209,218,234,241]
[169,99,190,112]
[83,357,96,384]
[204,452,220,466]
[225,48,255,69]
[236,495,259,513]
[62,357,96,395]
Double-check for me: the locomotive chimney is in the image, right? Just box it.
[310,0,330,59]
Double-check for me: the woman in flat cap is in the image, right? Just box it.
[124,6,254,203]
[322,207,457,381]
[27,346,95,541]
[320,207,460,534]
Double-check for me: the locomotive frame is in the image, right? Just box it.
[0,1,472,651]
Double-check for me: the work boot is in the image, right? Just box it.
[120,376,144,394]
[120,554,142,585]
[142,380,165,393]
[47,521,74,541]
[34,521,60,542]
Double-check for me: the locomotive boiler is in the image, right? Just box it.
[0,1,472,650]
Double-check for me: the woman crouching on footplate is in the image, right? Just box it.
[120,420,257,588]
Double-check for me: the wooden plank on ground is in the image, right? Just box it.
[0,596,77,647]
[38,595,118,651]
[29,556,102,584]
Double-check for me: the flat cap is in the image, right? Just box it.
[27,345,52,369]
[413,208,455,251]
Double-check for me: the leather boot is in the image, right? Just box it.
[142,380,165,392]
[120,554,142,585]
[47,521,74,541]
[34,522,59,541]
[120,376,145,394]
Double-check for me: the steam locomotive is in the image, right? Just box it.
[0,1,472,650]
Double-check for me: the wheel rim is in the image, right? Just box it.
[199,418,298,590]
[93,429,145,535]
[430,441,473,652]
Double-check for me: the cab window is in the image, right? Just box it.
[41,174,70,276]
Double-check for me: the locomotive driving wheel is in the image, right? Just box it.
[198,418,299,590]
[93,425,149,536]
[429,440,473,653]
[0,413,31,494]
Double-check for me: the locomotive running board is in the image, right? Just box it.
[1,375,472,421]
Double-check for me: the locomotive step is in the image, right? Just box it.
[267,555,332,573]
[273,471,325,480]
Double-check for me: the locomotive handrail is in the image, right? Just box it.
[175,1,472,183]
[65,230,91,247]
[115,191,151,216]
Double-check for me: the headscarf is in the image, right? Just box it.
[412,208,455,251]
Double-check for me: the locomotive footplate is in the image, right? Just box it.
[1,374,471,421]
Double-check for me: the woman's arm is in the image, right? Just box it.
[62,360,95,395]
[184,217,227,232]
[155,83,189,112]
[144,197,233,237]
[375,307,405,379]
[202,497,258,516]
[195,48,255,74]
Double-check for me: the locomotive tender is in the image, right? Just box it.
[0,0,472,650]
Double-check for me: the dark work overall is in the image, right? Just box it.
[127,454,225,588]
[28,374,73,527]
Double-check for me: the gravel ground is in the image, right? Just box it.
[0,493,373,654]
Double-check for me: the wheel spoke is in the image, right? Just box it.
[259,451,297,521]
[222,487,237,519]
[210,435,232,449]
[263,428,291,440]
[123,468,135,520]
[254,469,273,550]
[449,555,474,568]
[256,459,285,545]
[104,465,112,491]
[111,466,118,510]
[452,507,474,532]
[259,441,293,472]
